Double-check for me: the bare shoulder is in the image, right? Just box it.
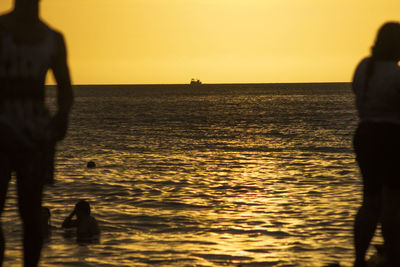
[90,216,100,232]
[44,24,67,60]
[52,29,67,54]
[43,23,65,44]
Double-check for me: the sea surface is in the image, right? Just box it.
[2,83,380,266]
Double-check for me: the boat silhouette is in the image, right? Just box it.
[190,78,202,86]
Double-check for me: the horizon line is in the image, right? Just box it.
[47,81,351,86]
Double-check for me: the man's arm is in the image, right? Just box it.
[51,32,74,141]
[62,210,77,228]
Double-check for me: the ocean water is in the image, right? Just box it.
[1,83,377,266]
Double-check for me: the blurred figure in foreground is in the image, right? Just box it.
[62,200,100,242]
[0,0,73,265]
[352,22,400,266]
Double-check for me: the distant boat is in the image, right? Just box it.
[190,79,202,86]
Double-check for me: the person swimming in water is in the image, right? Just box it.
[62,200,100,242]
[0,0,73,266]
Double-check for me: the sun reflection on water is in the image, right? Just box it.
[1,84,372,266]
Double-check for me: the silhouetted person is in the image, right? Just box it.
[0,0,73,266]
[62,200,100,242]
[352,22,400,267]
[87,161,96,168]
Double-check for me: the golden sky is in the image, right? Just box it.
[1,0,399,84]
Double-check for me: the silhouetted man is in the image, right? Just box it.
[62,200,100,242]
[0,0,73,266]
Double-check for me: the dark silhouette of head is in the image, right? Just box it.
[14,0,40,6]
[87,161,96,168]
[13,0,41,20]
[364,22,400,85]
[75,200,91,218]
[371,22,400,61]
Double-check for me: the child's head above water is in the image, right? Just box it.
[75,200,91,217]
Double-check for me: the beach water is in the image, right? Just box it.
[2,83,378,266]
